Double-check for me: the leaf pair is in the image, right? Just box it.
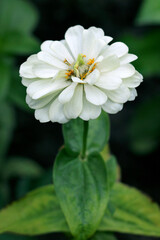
[54,150,109,239]
[62,112,110,154]
[1,183,160,237]
[54,113,110,239]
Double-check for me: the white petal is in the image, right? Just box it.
[26,94,55,109]
[106,84,130,103]
[95,56,104,63]
[120,53,138,65]
[27,54,39,63]
[33,63,59,78]
[113,64,135,78]
[88,27,112,50]
[82,29,96,59]
[64,84,83,119]
[80,95,101,121]
[60,39,74,58]
[128,88,137,101]
[102,36,113,44]
[65,25,84,59]
[35,105,50,123]
[123,71,143,88]
[95,72,122,90]
[49,98,68,123]
[51,41,74,64]
[20,56,37,78]
[37,52,68,70]
[88,27,104,38]
[22,77,37,87]
[84,85,107,105]
[20,55,39,79]
[27,79,52,97]
[102,99,123,114]
[71,76,84,83]
[41,40,54,54]
[85,69,100,85]
[97,55,120,73]
[100,45,110,58]
[89,38,106,59]
[108,42,128,57]
[27,78,69,99]
[58,82,77,104]
[82,28,106,59]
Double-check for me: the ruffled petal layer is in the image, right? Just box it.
[102,99,123,114]
[80,95,101,120]
[84,85,107,105]
[64,84,83,119]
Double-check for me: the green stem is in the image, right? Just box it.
[81,121,89,159]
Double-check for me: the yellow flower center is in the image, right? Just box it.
[64,54,97,81]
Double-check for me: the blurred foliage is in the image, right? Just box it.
[0,0,38,34]
[128,94,160,155]
[0,103,15,161]
[121,30,160,76]
[0,0,42,209]
[2,157,43,179]
[120,0,160,156]
[136,0,160,25]
[0,0,40,111]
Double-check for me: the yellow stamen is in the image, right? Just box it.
[87,58,95,65]
[65,69,74,78]
[81,72,88,80]
[64,59,71,66]
[89,63,96,74]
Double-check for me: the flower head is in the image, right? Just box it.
[20,25,143,123]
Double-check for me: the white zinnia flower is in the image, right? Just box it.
[20,25,143,123]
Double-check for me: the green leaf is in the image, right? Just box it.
[106,156,117,190]
[100,144,110,162]
[0,0,38,34]
[2,157,44,179]
[136,0,160,25]
[0,60,10,101]
[128,94,160,154]
[91,232,117,240]
[0,185,69,235]
[63,112,110,154]
[0,32,40,55]
[87,112,110,153]
[0,103,15,162]
[53,148,109,239]
[99,183,160,236]
[1,183,160,237]
[63,118,83,154]
[121,30,160,76]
